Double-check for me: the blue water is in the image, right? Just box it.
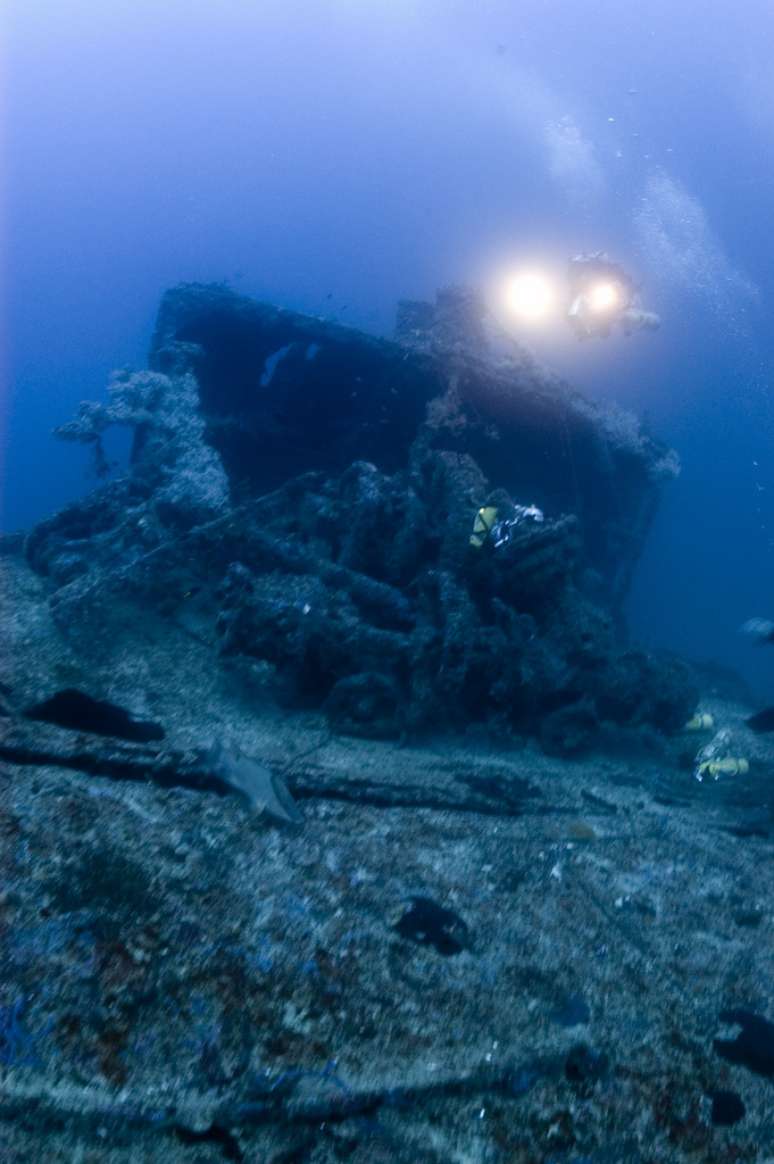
[5,0,774,693]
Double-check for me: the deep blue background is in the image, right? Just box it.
[5,1,774,692]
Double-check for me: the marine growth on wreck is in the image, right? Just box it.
[4,282,774,1164]
[26,283,693,753]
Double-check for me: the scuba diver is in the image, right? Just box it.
[565,252,660,340]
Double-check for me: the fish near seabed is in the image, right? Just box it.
[205,741,304,826]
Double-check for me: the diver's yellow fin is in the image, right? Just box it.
[695,757,749,781]
[470,506,498,548]
[684,712,714,731]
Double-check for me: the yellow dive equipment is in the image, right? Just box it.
[695,757,749,782]
[683,712,715,731]
[470,507,498,549]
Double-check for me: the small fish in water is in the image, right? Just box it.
[205,742,303,826]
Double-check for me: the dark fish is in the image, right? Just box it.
[24,689,164,743]
[394,896,470,956]
[707,1089,745,1127]
[715,1009,774,1078]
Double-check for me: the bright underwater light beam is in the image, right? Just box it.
[503,270,556,322]
[587,281,620,312]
